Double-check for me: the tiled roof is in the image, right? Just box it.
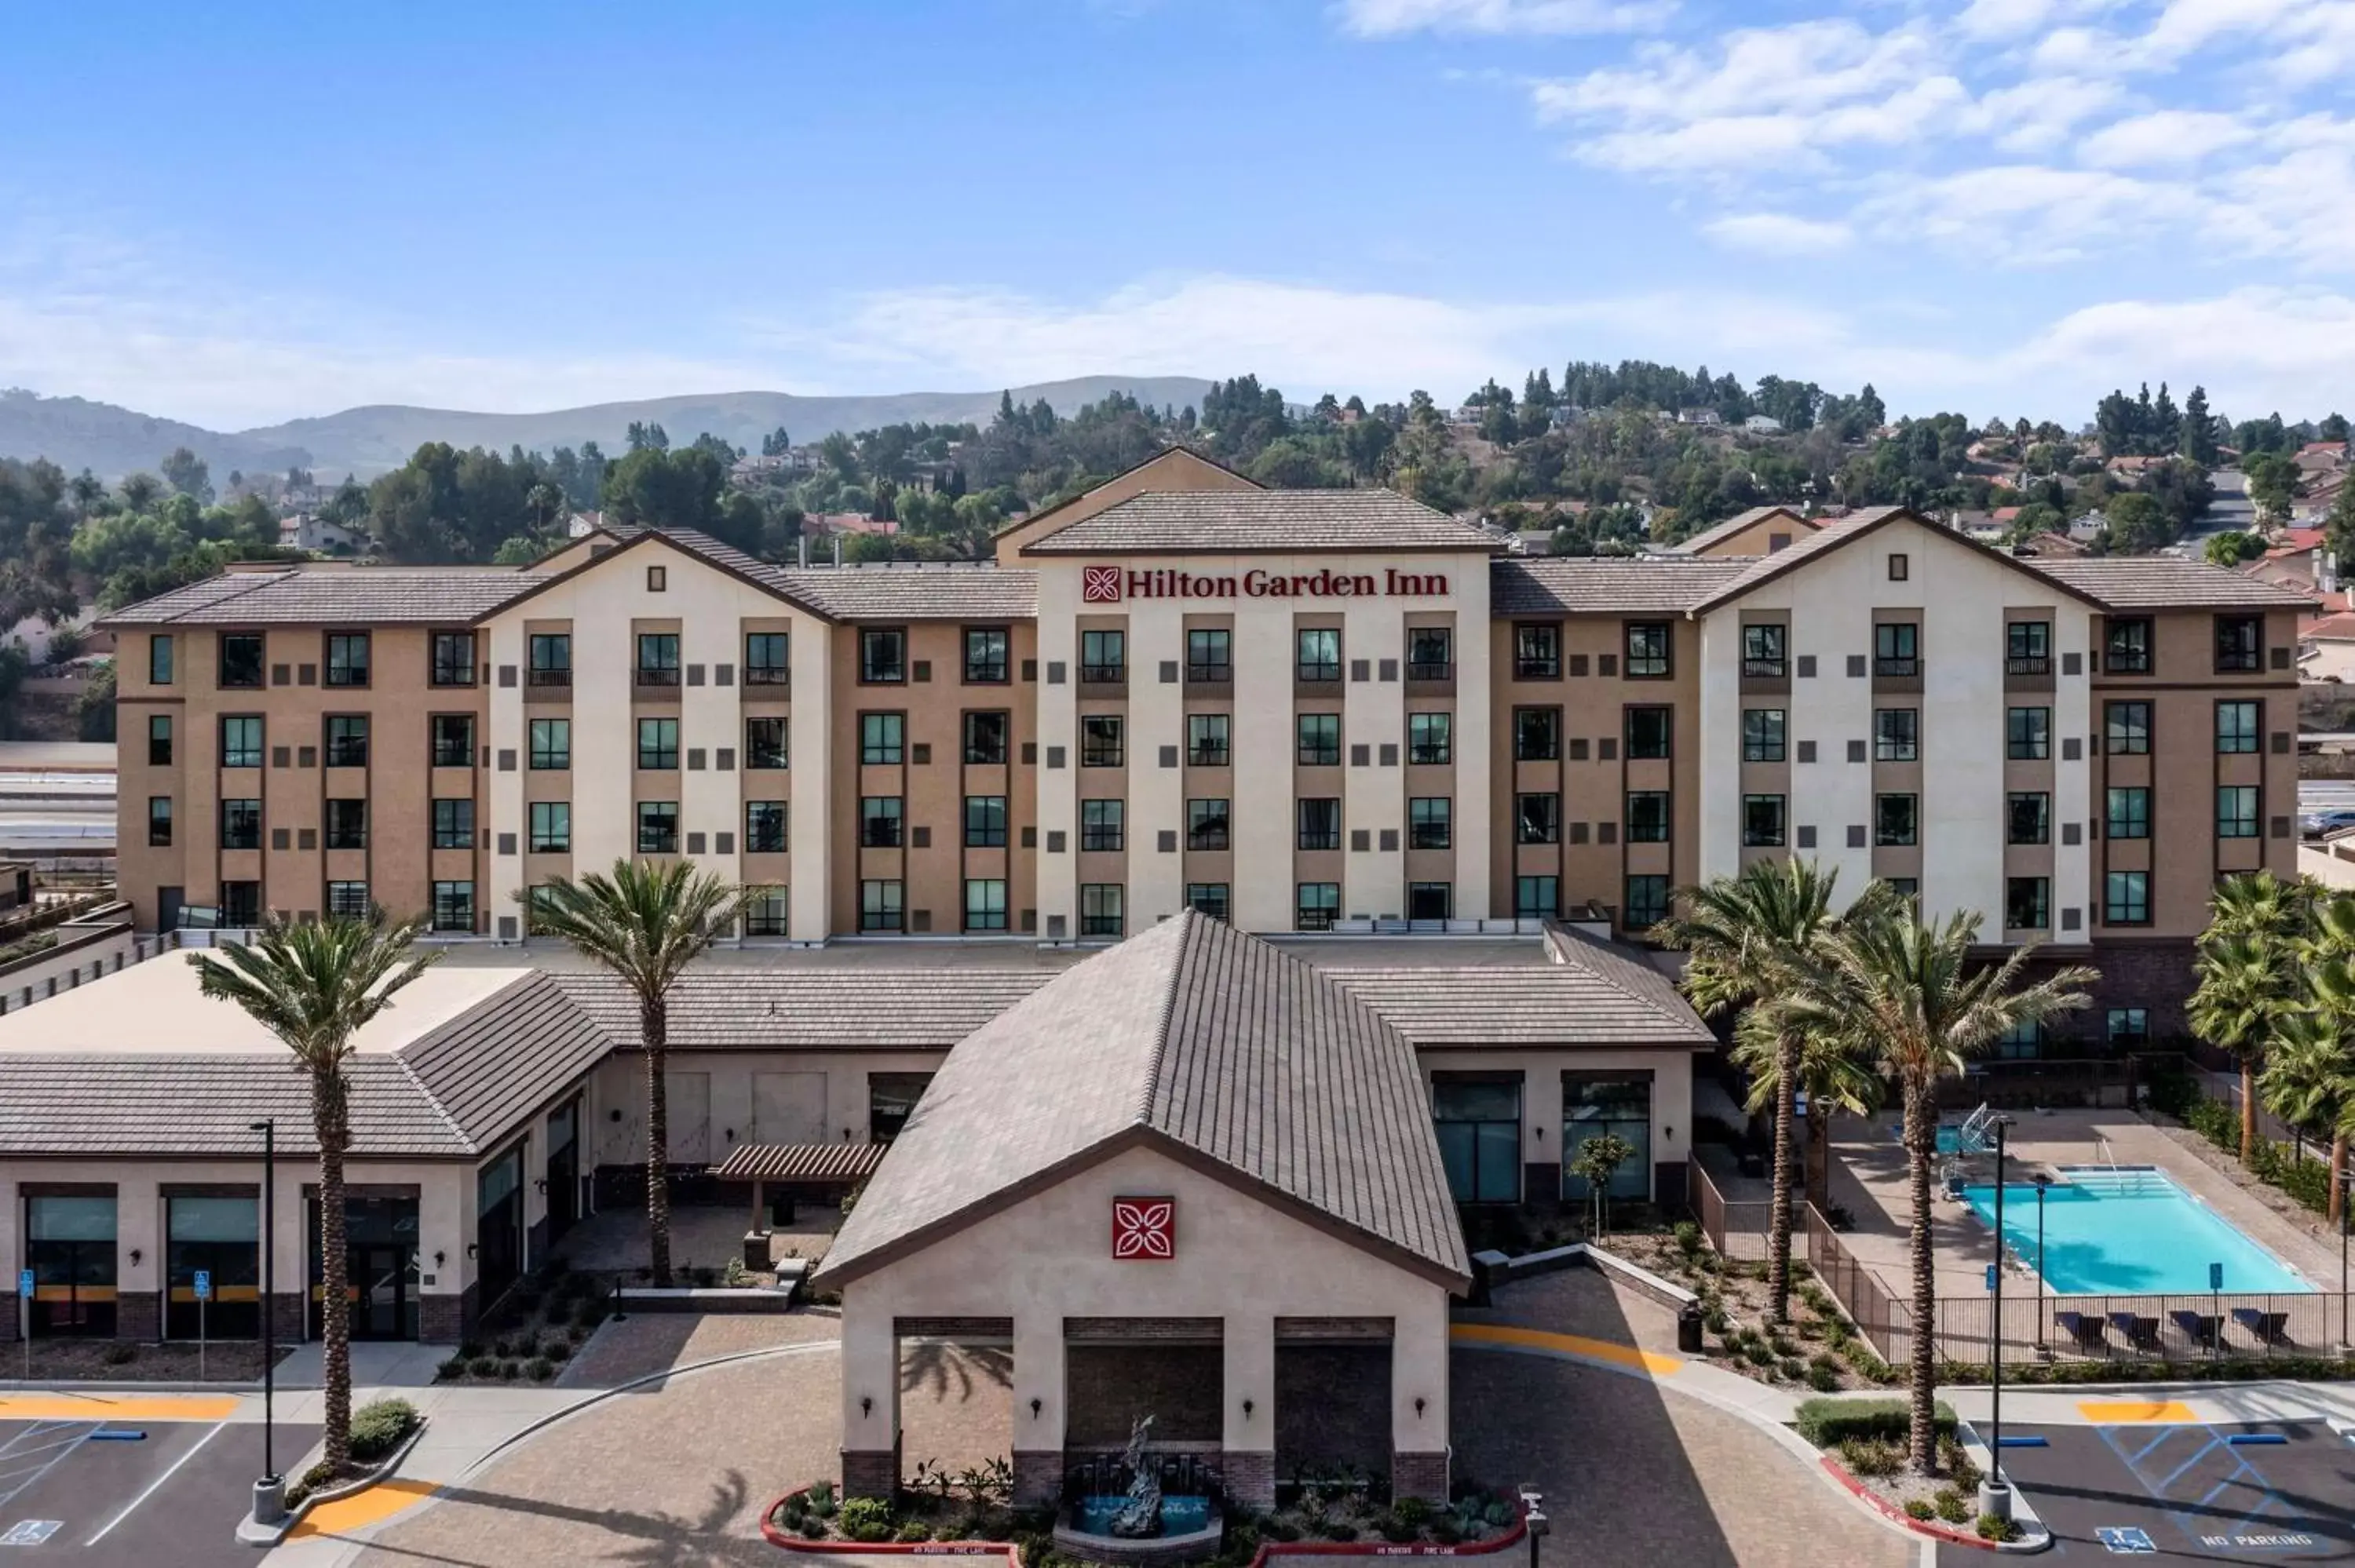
[549,971,1054,1049]
[1489,556,1747,614]
[398,972,615,1144]
[1324,926,1710,1047]
[2304,611,2355,640]
[769,565,1039,621]
[103,567,548,626]
[816,911,1470,1288]
[2025,557,2320,610]
[1670,506,1810,554]
[1020,489,1501,556]
[0,1055,469,1158]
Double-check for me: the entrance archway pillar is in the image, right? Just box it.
[1012,1311,1066,1508]
[1221,1314,1275,1511]
[838,1291,900,1497]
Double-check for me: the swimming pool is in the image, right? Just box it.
[1959,1168,2313,1296]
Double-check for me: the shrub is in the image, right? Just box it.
[1743,1342,1776,1367]
[527,1357,556,1382]
[1977,1514,2021,1543]
[1393,1497,1435,1528]
[491,1336,516,1358]
[1778,1358,1808,1381]
[102,1343,137,1366]
[1933,1487,1970,1524]
[349,1398,418,1462]
[1903,1499,1934,1520]
[1835,1437,1900,1477]
[285,1457,341,1509]
[1427,1522,1462,1545]
[895,1522,931,1542]
[1672,1220,1703,1260]
[436,1355,469,1381]
[546,1340,571,1362]
[574,1298,607,1328]
[498,1359,521,1381]
[1795,1397,1958,1449]
[1806,1363,1842,1392]
[806,1481,838,1519]
[1316,1521,1358,1542]
[839,1497,893,1542]
[1261,1519,1302,1543]
[469,1354,500,1378]
[1375,1511,1417,1544]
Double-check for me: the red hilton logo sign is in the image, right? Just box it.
[1112,1197,1175,1260]
[1080,566,1448,603]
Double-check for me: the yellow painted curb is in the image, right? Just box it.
[1451,1322,1684,1377]
[287,1477,439,1538]
[0,1393,238,1422]
[2077,1399,2198,1424]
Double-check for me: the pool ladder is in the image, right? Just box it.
[2094,1132,2119,1169]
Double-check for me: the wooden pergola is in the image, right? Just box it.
[712,1141,887,1227]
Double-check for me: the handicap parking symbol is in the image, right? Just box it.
[0,1519,61,1545]
[2098,1526,2158,1554]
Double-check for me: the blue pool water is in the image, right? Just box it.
[1893,1125,1978,1154]
[1072,1495,1214,1536]
[1960,1168,2311,1296]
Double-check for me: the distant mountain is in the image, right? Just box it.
[0,376,1219,481]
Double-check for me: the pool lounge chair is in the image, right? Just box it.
[2056,1311,2108,1354]
[2107,1312,2162,1354]
[2231,1307,2290,1347]
[2171,1310,2222,1350]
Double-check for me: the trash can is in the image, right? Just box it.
[1677,1300,1705,1353]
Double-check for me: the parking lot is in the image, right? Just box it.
[1942,1420,2355,1563]
[0,1399,313,1567]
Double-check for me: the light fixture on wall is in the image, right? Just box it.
[1663,1126,1674,1143]
[725,1128,735,1141]
[466,1242,479,1259]
[1414,1397,1426,1419]
[610,1108,623,1123]
[1030,1398,1042,1420]
[534,1179,549,1195]
[434,1251,447,1268]
[1532,1127,1544,1143]
[129,1248,142,1265]
[860,1396,873,1419]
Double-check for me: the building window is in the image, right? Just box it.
[1875,793,1919,847]
[1565,1077,1652,1202]
[1874,622,1919,677]
[1625,621,1670,678]
[2007,792,2050,844]
[964,878,1009,931]
[636,717,678,770]
[636,632,681,687]
[2105,700,2151,756]
[1515,875,1559,921]
[1995,1019,2043,1060]
[1298,798,1341,851]
[2105,617,2153,674]
[2106,786,2150,840]
[325,633,370,687]
[219,882,261,927]
[2106,1008,2149,1049]
[529,801,571,853]
[747,716,788,769]
[2216,700,2260,755]
[1742,709,1785,762]
[1517,793,1561,844]
[1296,881,1340,932]
[1886,877,1919,899]
[324,798,367,849]
[221,716,264,769]
[1887,553,1909,582]
[860,797,904,848]
[963,710,1009,765]
[860,629,905,684]
[860,881,904,932]
[1514,623,1561,679]
[1742,794,1785,848]
[744,632,788,684]
[1293,713,1336,768]
[529,633,572,687]
[636,801,678,854]
[2007,706,2050,760]
[963,627,1010,684]
[1407,881,1453,920]
[1080,884,1125,938]
[1080,715,1123,768]
[1626,791,1670,843]
[867,1072,929,1140]
[431,798,474,849]
[148,714,173,766]
[1186,884,1230,921]
[1626,706,1672,760]
[149,635,173,685]
[148,797,172,847]
[530,718,571,770]
[963,795,1007,848]
[2006,877,2050,931]
[1408,626,1452,679]
[2215,614,2262,673]
[1298,627,1341,683]
[429,881,474,932]
[1874,708,1919,762]
[861,713,904,765]
[1408,797,1451,850]
[2218,784,2260,839]
[1187,798,1231,851]
[2105,870,2150,926]
[1080,798,1124,852]
[1408,712,1452,765]
[1741,624,1786,679]
[1080,629,1124,683]
[1194,713,1235,768]
[646,564,666,592]
[323,715,367,768]
[1186,628,1232,683]
[1422,1074,1517,1196]
[2005,621,2050,674]
[1514,708,1560,761]
[327,881,371,920]
[217,632,265,690]
[746,801,787,853]
[1624,875,1670,931]
[431,715,474,768]
[743,890,789,937]
[430,631,476,687]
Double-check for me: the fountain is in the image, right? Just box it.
[1053,1415,1224,1566]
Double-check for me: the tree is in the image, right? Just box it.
[1791,909,2092,1473]
[2261,1008,2355,1227]
[2190,873,2312,1165]
[161,446,213,503]
[760,426,793,457]
[2183,386,2218,466]
[2204,531,2262,567]
[1568,1131,1634,1238]
[1731,993,1882,1213]
[524,861,758,1285]
[188,914,436,1476]
[2322,413,2351,444]
[2245,450,2301,524]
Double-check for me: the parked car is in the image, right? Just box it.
[2301,808,2355,839]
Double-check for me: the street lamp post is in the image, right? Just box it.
[2032,1172,2052,1351]
[1982,1118,2014,1522]
[2341,1165,2352,1353]
[1518,1486,1548,1568]
[250,1118,282,1526]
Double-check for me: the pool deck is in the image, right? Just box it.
[1827,1109,2346,1304]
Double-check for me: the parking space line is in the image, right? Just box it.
[84,1420,221,1546]
[0,1421,93,1513]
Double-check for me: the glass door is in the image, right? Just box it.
[166,1194,259,1340]
[475,1149,524,1309]
[26,1194,116,1337]
[308,1193,420,1341]
[1562,1074,1653,1202]
[545,1100,580,1245]
[1431,1077,1524,1203]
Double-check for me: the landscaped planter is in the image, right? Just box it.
[233,1405,428,1547]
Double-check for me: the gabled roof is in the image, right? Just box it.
[2027,557,2320,611]
[1670,506,1813,555]
[1685,506,2112,615]
[100,567,550,627]
[1020,489,1502,557]
[1323,925,1710,1048]
[814,911,1470,1289]
[1490,556,1748,615]
[989,446,1261,542]
[551,970,1055,1050]
[0,1055,472,1158]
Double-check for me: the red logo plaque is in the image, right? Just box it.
[1112,1197,1175,1260]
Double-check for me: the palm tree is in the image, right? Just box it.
[527,860,757,1286]
[2260,1010,2355,1227]
[2189,932,2303,1166]
[1654,860,1889,1326]
[1794,908,2093,1475]
[188,914,436,1476]
[1729,998,1884,1216]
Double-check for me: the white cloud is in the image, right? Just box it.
[1334,0,1671,36]
[2078,108,2253,167]
[1868,164,2199,260]
[1701,212,1854,253]
[1967,77,2126,153]
[2016,287,2355,417]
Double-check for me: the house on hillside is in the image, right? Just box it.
[278,513,365,553]
[1742,415,1783,434]
[2299,611,2355,681]
[1676,407,1722,426]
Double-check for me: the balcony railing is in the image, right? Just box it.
[528,668,572,687]
[1080,662,1125,684]
[636,667,681,687]
[1407,661,1451,680]
[2006,656,2050,676]
[1186,662,1231,684]
[1874,657,1920,678]
[1297,662,1342,684]
[743,666,789,686]
[965,662,1009,684]
[1741,659,1786,679]
[1189,746,1230,768]
[1514,657,1559,680]
[1408,745,1450,766]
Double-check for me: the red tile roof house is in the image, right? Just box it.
[2300,610,2355,681]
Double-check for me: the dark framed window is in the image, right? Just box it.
[2105,870,2150,925]
[1079,883,1124,938]
[27,1193,119,1338]
[218,633,265,689]
[2007,706,2050,760]
[1624,875,1671,930]
[148,797,173,847]
[327,881,370,920]
[646,565,666,592]
[1626,790,1670,843]
[529,801,570,853]
[963,627,1010,684]
[1514,623,1561,679]
[747,716,788,769]
[636,633,680,685]
[743,892,789,937]
[1624,621,1670,677]
[2008,792,2050,844]
[1741,709,1784,762]
[867,1070,929,1137]
[1296,881,1340,932]
[1565,1075,1653,1201]
[1080,798,1124,852]
[1626,706,1672,760]
[2105,700,2151,756]
[963,878,1008,932]
[2214,614,2262,673]
[1187,798,1231,851]
[1194,713,1234,768]
[1408,881,1453,921]
[637,717,679,771]
[860,796,904,848]
[2106,1008,2149,1048]
[1186,629,1231,684]
[1741,623,1786,678]
[747,798,788,853]
[1515,875,1559,921]
[1298,798,1340,851]
[636,801,678,854]
[1887,553,1909,582]
[431,881,474,932]
[325,632,370,687]
[2006,877,2050,931]
[430,631,476,687]
[744,632,788,684]
[860,881,904,932]
[219,881,261,927]
[1514,707,1560,761]
[148,634,173,685]
[221,715,264,770]
[1408,797,1451,850]
[2217,784,2259,839]
[148,714,173,766]
[1875,793,1918,846]
[1408,712,1451,765]
[1080,715,1123,767]
[1741,794,1785,848]
[1873,708,1918,762]
[962,710,1009,764]
[325,797,367,849]
[963,795,1007,848]
[1996,1020,2043,1059]
[1408,626,1452,679]
[2105,617,2153,673]
[431,714,474,768]
[2216,700,2260,754]
[529,718,570,770]
[1186,884,1230,921]
[861,713,904,765]
[1873,622,1918,677]
[529,633,572,687]
[860,628,905,684]
[431,797,474,849]
[1298,627,1341,684]
[324,715,368,768]
[1080,629,1125,683]
[1516,793,1560,844]
[2006,621,2050,673]
[1294,713,1337,768]
[2106,786,2150,840]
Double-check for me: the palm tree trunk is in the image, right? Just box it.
[1766,1029,1799,1327]
[1806,1110,1829,1210]
[1901,1078,1938,1475]
[2241,1059,2258,1165]
[642,997,672,1289]
[313,1061,353,1475]
[2332,1129,2349,1228]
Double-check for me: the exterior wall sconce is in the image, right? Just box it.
[860,1396,874,1418]
[1414,1397,1426,1418]
[433,1251,447,1268]
[129,1248,142,1266]
[534,1178,549,1195]
[1532,1126,1543,1143]
[1030,1398,1043,1419]
[1241,1398,1253,1416]
[466,1242,479,1259]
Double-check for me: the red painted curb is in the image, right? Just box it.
[1817,1456,1999,1551]
[760,1488,1531,1566]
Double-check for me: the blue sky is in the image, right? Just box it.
[3,0,2351,429]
